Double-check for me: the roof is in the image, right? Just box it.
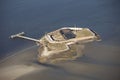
[60,29,76,39]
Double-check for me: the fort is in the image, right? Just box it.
[10,27,101,63]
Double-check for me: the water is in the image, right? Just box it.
[0,0,120,79]
[0,0,120,56]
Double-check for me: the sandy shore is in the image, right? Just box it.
[0,43,120,80]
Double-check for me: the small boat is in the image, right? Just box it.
[10,27,101,63]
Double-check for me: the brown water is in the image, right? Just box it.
[0,43,119,80]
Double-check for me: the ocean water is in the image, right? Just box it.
[0,0,120,80]
[0,0,120,57]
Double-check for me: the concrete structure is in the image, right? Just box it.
[10,27,101,63]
